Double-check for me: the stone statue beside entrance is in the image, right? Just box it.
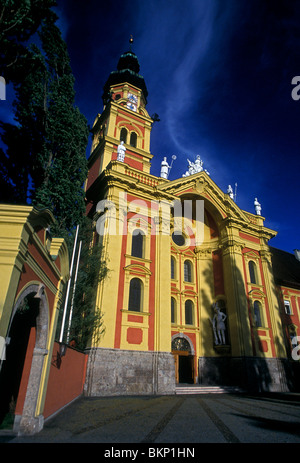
[210,302,227,345]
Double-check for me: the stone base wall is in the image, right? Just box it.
[84,348,176,396]
[198,356,299,392]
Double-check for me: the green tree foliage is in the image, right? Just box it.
[0,2,107,347]
[0,0,55,83]
[0,6,89,246]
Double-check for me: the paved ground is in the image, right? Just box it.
[2,393,300,445]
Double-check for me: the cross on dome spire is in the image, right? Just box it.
[129,35,134,50]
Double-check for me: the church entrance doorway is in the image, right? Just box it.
[171,336,195,384]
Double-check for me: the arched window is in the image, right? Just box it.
[128,278,143,312]
[130,132,137,147]
[172,336,191,352]
[184,260,192,282]
[131,230,144,258]
[185,300,194,325]
[253,300,262,327]
[171,257,176,279]
[249,261,258,284]
[171,297,176,324]
[120,127,127,143]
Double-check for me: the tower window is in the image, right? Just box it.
[253,300,262,327]
[185,300,194,325]
[249,261,258,284]
[130,132,137,147]
[128,278,143,312]
[184,260,192,282]
[171,297,176,324]
[131,230,144,258]
[120,127,128,143]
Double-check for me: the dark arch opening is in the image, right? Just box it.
[0,293,39,427]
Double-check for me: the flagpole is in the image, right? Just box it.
[59,225,79,343]
[66,240,82,343]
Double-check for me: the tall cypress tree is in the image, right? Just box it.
[0,0,56,203]
[0,10,89,244]
[1,5,107,347]
[0,0,55,83]
[32,16,89,242]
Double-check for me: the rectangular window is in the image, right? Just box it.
[185,300,194,325]
[284,300,292,315]
[184,260,192,282]
[171,298,176,324]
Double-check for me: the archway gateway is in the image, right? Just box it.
[171,336,195,384]
[0,284,49,434]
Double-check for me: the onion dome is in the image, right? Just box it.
[102,37,148,104]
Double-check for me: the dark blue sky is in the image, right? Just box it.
[7,0,300,253]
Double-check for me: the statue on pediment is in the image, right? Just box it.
[254,198,262,216]
[182,155,210,177]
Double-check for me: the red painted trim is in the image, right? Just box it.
[148,223,156,350]
[43,343,88,419]
[114,231,127,348]
[127,327,143,344]
[128,314,143,323]
[258,259,276,357]
[212,250,224,295]
[86,153,101,189]
[241,253,256,355]
[239,232,260,244]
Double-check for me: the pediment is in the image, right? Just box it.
[181,249,195,258]
[182,288,197,297]
[248,288,266,299]
[124,263,152,276]
[157,171,250,225]
[243,250,260,260]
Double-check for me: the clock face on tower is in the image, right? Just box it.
[127,93,137,111]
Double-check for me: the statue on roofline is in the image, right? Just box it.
[182,155,210,177]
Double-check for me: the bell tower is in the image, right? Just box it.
[85,38,154,200]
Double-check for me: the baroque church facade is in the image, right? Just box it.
[83,43,300,395]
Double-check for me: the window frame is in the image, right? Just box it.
[129,131,137,147]
[185,299,194,325]
[253,300,263,327]
[248,260,258,284]
[128,278,143,312]
[183,260,193,283]
[131,229,145,259]
[284,299,292,315]
[171,297,176,324]
[171,256,176,280]
[120,127,128,143]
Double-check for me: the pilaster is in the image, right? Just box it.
[260,247,286,358]
[221,231,252,357]
[195,246,215,357]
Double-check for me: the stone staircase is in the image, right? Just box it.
[175,385,244,395]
